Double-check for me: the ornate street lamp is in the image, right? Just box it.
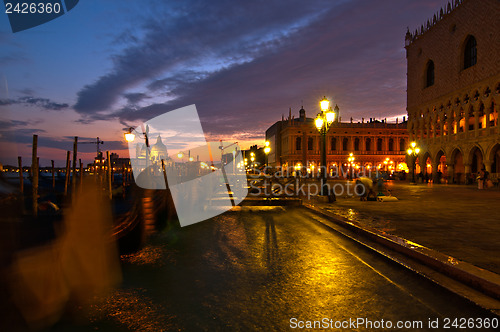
[124,125,150,169]
[348,153,355,179]
[407,142,420,184]
[264,141,271,168]
[124,130,135,143]
[314,96,339,196]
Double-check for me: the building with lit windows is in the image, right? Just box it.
[405,0,500,183]
[265,107,408,175]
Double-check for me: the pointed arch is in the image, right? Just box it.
[468,145,484,173]
[488,143,500,174]
[451,147,465,184]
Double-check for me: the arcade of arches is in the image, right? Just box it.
[409,80,500,184]
[413,143,500,184]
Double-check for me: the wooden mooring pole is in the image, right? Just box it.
[32,135,38,217]
[64,151,71,196]
[79,158,83,186]
[72,136,78,194]
[18,156,23,194]
[51,159,55,189]
[106,151,112,200]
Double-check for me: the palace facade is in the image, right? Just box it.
[405,0,500,183]
[265,107,408,174]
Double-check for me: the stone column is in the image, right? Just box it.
[464,112,469,134]
[446,163,454,184]
[440,116,445,142]
[464,163,471,185]
[474,110,479,137]
[446,114,453,141]
[432,161,440,183]
[484,161,492,174]
[485,107,491,129]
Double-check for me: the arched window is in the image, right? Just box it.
[388,138,394,151]
[365,138,371,151]
[377,138,383,151]
[399,138,406,151]
[307,137,313,150]
[354,138,360,151]
[295,137,301,151]
[342,138,348,151]
[426,60,434,87]
[464,35,477,69]
[330,137,336,151]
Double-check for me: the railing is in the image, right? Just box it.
[284,150,407,157]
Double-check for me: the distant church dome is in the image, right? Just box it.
[150,135,168,162]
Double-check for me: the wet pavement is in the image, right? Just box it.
[54,207,495,331]
[312,181,500,275]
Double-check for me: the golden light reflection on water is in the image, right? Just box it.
[202,214,250,270]
[405,240,425,249]
[347,208,356,220]
[89,289,176,331]
[121,245,175,267]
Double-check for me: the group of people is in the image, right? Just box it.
[477,168,491,190]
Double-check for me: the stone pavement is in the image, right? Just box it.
[309,181,500,275]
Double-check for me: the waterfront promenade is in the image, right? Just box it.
[310,181,500,275]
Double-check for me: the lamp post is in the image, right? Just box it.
[383,157,389,172]
[407,142,420,184]
[264,141,271,169]
[314,96,338,196]
[348,153,355,179]
[125,125,150,170]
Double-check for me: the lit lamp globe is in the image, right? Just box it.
[315,116,324,131]
[320,96,330,111]
[325,110,335,124]
[264,146,271,154]
[125,132,135,142]
[177,152,184,159]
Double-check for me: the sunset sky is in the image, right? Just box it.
[0,0,450,166]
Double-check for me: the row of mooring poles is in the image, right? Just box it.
[21,134,131,216]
